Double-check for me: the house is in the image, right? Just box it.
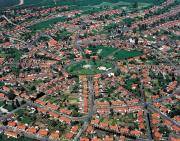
[35,99,46,106]
[59,116,71,124]
[48,39,58,47]
[26,127,38,134]
[120,128,129,134]
[17,123,27,131]
[49,130,60,140]
[8,121,17,127]
[4,130,19,138]
[92,137,102,141]
[119,136,125,141]
[91,119,100,126]
[48,111,59,119]
[104,135,113,141]
[0,93,5,98]
[86,125,94,134]
[59,108,72,115]
[47,103,59,110]
[130,130,141,136]
[71,125,79,133]
[37,107,48,114]
[37,129,48,137]
[80,137,90,141]
[65,132,74,140]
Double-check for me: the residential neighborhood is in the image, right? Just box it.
[0,0,179,140]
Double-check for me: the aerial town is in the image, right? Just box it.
[0,0,179,141]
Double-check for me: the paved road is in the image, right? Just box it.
[137,69,153,140]
[88,76,95,119]
[0,15,17,26]
[73,121,88,141]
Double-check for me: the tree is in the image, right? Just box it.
[16,99,20,107]
[12,101,16,109]
[7,92,16,100]
[133,2,138,8]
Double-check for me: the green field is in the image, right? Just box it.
[0,134,38,141]
[0,0,19,8]
[0,101,4,107]
[67,60,114,75]
[28,16,67,31]
[87,45,143,60]
[88,45,118,58]
[114,50,143,60]
[20,0,164,7]
[0,48,22,62]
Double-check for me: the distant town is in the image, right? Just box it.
[0,0,179,141]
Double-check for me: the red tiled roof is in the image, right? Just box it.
[37,129,48,136]
[26,127,37,134]
[4,130,18,138]
[65,132,74,139]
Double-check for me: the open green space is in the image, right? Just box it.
[0,101,4,107]
[22,0,163,7]
[0,0,19,8]
[2,104,14,112]
[0,48,23,62]
[0,82,5,89]
[15,109,34,125]
[88,45,143,60]
[28,16,67,31]
[88,45,118,58]
[114,50,143,60]
[0,134,38,141]
[67,60,114,75]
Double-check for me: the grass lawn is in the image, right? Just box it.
[67,60,114,75]
[114,50,143,60]
[3,104,14,112]
[0,135,38,141]
[0,82,5,89]
[0,0,19,8]
[15,109,25,116]
[69,97,79,104]
[20,117,33,125]
[0,48,23,62]
[88,45,143,60]
[20,0,162,7]
[28,16,67,31]
[88,45,118,58]
[0,101,4,107]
